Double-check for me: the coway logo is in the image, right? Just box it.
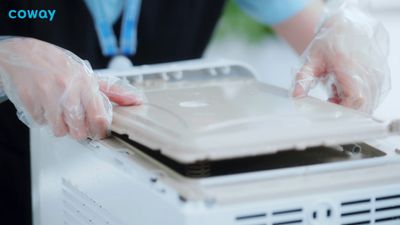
[8,9,56,22]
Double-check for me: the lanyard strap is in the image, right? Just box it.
[84,0,142,57]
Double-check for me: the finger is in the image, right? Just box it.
[292,62,319,98]
[43,96,69,137]
[83,91,111,139]
[55,112,69,137]
[334,70,365,110]
[328,84,341,104]
[18,88,46,125]
[38,79,70,137]
[61,82,88,140]
[64,104,87,140]
[98,79,143,106]
[48,111,69,137]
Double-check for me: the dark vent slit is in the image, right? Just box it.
[236,213,267,220]
[375,205,400,212]
[341,199,371,206]
[376,194,400,201]
[375,216,400,223]
[341,210,371,217]
[272,208,302,215]
[342,220,370,225]
[272,219,302,225]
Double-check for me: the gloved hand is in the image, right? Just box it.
[0,37,144,140]
[292,0,391,113]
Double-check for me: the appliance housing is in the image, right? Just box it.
[31,59,400,225]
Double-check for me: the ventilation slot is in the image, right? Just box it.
[374,194,400,224]
[340,198,372,225]
[271,208,303,225]
[234,208,303,225]
[62,178,123,225]
[235,212,267,225]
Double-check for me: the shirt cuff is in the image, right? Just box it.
[236,0,312,25]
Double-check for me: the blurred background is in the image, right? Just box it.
[206,0,400,121]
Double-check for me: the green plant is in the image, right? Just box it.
[213,0,275,42]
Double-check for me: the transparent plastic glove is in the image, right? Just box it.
[0,37,144,140]
[292,0,390,113]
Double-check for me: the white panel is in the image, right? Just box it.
[112,61,393,163]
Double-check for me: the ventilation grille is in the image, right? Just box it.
[340,193,400,225]
[62,178,123,225]
[375,194,400,223]
[341,198,372,225]
[235,207,303,225]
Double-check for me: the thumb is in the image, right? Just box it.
[98,77,144,106]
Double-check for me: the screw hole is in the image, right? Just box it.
[313,212,317,219]
[327,209,332,217]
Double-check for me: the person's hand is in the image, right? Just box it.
[292,0,391,113]
[0,37,144,139]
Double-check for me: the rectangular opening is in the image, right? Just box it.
[376,194,400,201]
[341,210,371,217]
[272,220,302,225]
[272,208,302,216]
[113,132,386,178]
[376,205,400,212]
[342,199,371,206]
[342,221,370,225]
[236,213,267,221]
[375,217,400,223]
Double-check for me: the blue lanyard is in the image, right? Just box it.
[84,0,142,57]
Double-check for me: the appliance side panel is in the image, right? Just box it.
[30,128,64,225]
[32,130,186,225]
